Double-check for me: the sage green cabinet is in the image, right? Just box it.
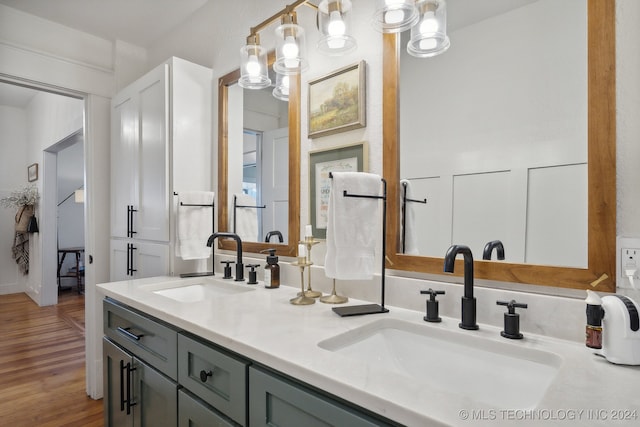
[177,333,248,426]
[103,338,178,427]
[249,366,394,427]
[178,389,236,427]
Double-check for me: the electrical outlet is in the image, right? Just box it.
[617,237,640,289]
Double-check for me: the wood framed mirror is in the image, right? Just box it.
[383,0,616,292]
[218,55,300,257]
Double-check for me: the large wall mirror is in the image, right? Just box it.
[218,56,300,257]
[384,0,616,292]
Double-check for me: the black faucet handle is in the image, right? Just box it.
[497,300,527,339]
[420,288,445,302]
[420,288,445,323]
[220,260,235,279]
[496,299,528,314]
[245,264,260,285]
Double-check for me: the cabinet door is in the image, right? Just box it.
[110,240,169,281]
[249,367,386,427]
[103,338,134,427]
[111,92,138,239]
[178,390,236,427]
[136,64,170,242]
[134,357,178,427]
[135,241,170,279]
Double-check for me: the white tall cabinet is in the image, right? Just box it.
[110,57,212,281]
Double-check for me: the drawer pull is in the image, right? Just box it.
[199,369,214,382]
[117,326,144,341]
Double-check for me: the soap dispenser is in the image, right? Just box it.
[262,249,280,289]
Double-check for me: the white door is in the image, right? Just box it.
[261,127,289,242]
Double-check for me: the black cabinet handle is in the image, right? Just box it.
[199,369,214,383]
[128,206,137,237]
[117,326,144,341]
[126,244,137,276]
[125,362,137,415]
[119,360,127,412]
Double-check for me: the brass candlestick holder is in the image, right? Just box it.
[290,260,315,305]
[298,237,322,298]
[320,279,348,304]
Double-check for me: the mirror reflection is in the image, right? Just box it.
[227,82,289,243]
[218,61,300,258]
[399,0,587,268]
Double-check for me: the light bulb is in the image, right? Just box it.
[419,11,439,34]
[245,55,260,76]
[280,75,290,95]
[384,9,404,24]
[327,10,346,37]
[282,36,299,59]
[419,38,438,50]
[327,37,346,49]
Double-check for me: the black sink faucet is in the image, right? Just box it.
[482,240,505,260]
[444,245,479,330]
[206,232,244,281]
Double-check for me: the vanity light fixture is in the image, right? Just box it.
[372,0,450,58]
[240,0,357,98]
[372,0,419,33]
[274,11,309,75]
[272,73,290,101]
[317,0,357,55]
[238,33,271,89]
[407,0,450,58]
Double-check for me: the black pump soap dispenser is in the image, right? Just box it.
[262,249,280,289]
[497,300,528,339]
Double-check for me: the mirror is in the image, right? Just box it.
[218,58,300,257]
[384,0,616,291]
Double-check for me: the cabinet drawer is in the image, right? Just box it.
[103,298,178,380]
[178,389,237,427]
[249,366,393,427]
[178,333,248,426]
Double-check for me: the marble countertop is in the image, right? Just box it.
[97,276,640,427]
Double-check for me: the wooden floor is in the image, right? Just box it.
[0,292,103,426]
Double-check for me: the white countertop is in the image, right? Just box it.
[97,276,640,427]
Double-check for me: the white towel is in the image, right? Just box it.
[176,191,215,260]
[234,193,259,242]
[400,179,419,255]
[325,172,381,280]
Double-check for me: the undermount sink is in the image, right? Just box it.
[143,277,255,303]
[318,318,562,409]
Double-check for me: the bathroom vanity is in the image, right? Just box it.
[98,275,640,426]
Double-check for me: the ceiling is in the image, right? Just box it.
[0,0,210,107]
[0,0,209,47]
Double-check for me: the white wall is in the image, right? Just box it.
[0,105,28,294]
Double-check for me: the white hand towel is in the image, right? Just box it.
[234,193,259,242]
[325,172,381,280]
[400,179,419,255]
[176,191,215,260]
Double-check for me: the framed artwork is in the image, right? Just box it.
[308,60,366,138]
[309,142,368,239]
[27,163,38,182]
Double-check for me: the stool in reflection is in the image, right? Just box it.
[57,247,84,294]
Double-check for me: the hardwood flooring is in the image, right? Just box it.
[0,292,103,426]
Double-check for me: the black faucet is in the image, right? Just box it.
[482,240,505,260]
[444,245,479,330]
[206,232,244,281]
[264,230,284,243]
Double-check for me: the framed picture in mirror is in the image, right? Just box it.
[309,142,368,239]
[308,61,366,138]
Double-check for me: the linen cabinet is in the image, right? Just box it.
[110,57,212,280]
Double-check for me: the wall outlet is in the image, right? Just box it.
[617,237,640,289]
